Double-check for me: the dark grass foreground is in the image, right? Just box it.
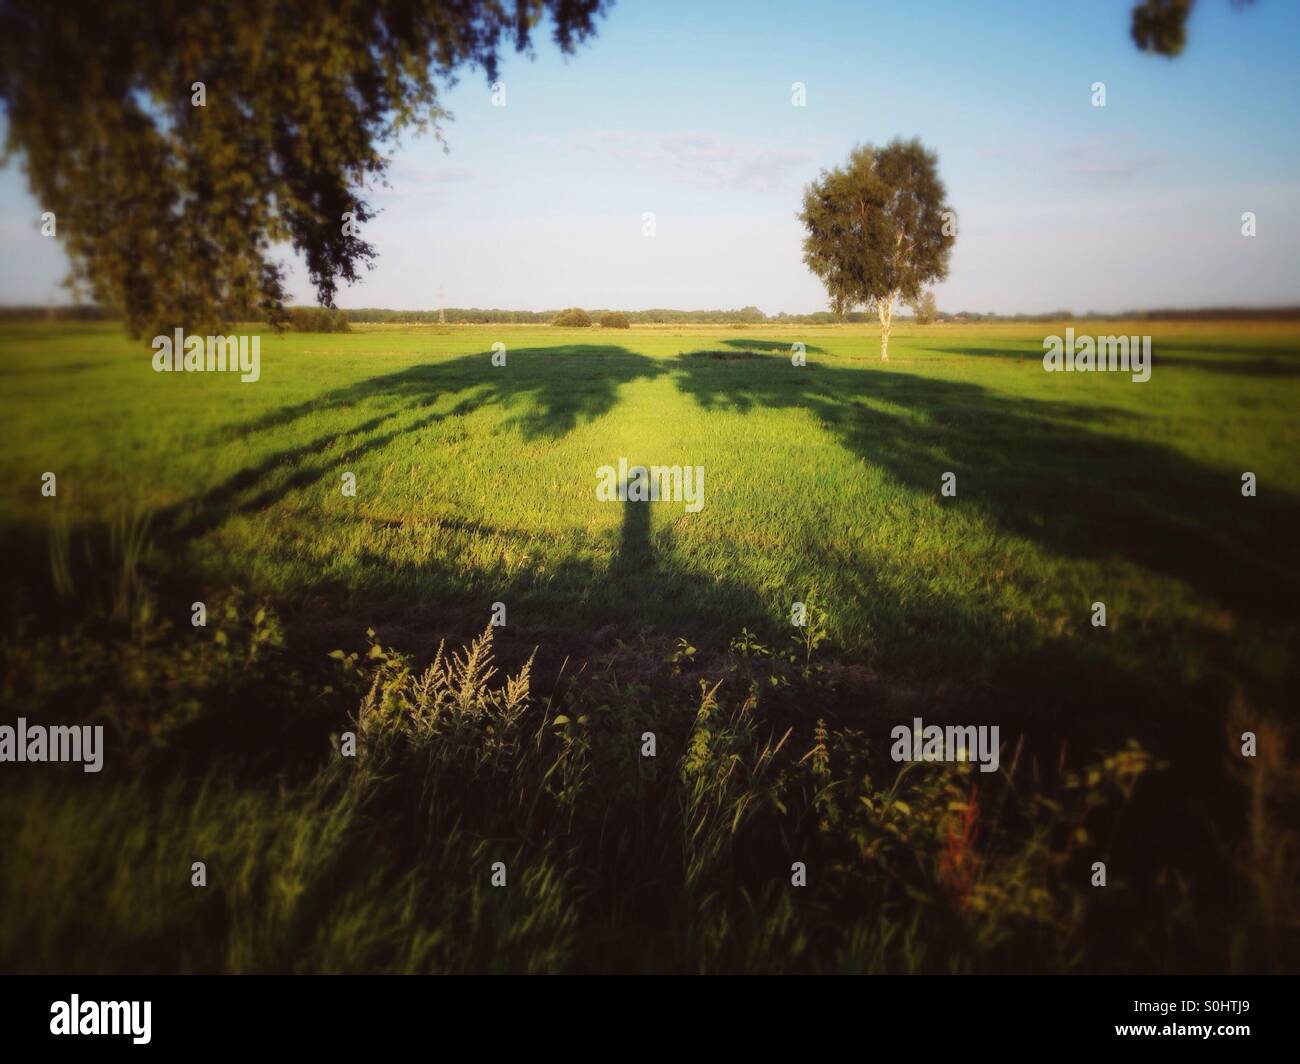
[1,575,1295,974]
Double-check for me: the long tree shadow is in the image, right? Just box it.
[669,351,1300,619]
[1138,354,1300,377]
[918,339,1300,376]
[162,345,664,539]
[719,338,828,355]
[663,350,1300,897]
[227,344,659,441]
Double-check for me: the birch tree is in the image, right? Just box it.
[0,0,607,337]
[800,140,954,361]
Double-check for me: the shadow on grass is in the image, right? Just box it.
[140,340,1300,670]
[7,338,1296,974]
[670,350,1300,619]
[162,345,664,538]
[720,338,827,355]
[1146,354,1300,377]
[231,344,660,441]
[917,340,1300,376]
[155,343,791,654]
[140,341,1300,725]
[655,351,1300,914]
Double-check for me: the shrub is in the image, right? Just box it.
[551,307,592,327]
[599,311,630,329]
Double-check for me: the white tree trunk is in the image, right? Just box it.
[877,291,897,361]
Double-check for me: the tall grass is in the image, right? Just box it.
[7,566,1274,973]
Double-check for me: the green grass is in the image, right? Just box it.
[1,319,1297,972]
[4,320,1298,702]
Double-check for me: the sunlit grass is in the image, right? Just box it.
[1,319,1297,972]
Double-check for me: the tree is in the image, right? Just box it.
[800,139,954,361]
[552,308,592,327]
[909,290,938,325]
[599,311,630,328]
[0,1,607,337]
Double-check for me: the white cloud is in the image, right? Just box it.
[978,138,1166,181]
[570,131,814,192]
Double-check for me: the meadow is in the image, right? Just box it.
[1,319,1297,972]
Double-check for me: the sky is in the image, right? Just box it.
[1,0,1298,315]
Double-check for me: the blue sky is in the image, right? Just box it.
[2,0,1297,314]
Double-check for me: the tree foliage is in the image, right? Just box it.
[1131,0,1195,55]
[599,311,630,328]
[1130,0,1256,57]
[909,290,939,325]
[800,139,953,359]
[0,1,607,337]
[552,307,593,327]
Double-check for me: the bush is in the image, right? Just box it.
[286,306,350,332]
[551,307,592,327]
[599,311,630,329]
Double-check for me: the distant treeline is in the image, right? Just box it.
[1104,307,1300,322]
[341,304,1300,325]
[0,305,113,322]
[342,306,772,324]
[286,307,350,332]
[0,305,351,332]
[4,304,1300,326]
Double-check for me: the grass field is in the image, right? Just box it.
[1,319,1298,972]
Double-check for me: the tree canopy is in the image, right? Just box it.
[800,139,954,359]
[0,0,607,336]
[1130,0,1256,57]
[552,307,593,326]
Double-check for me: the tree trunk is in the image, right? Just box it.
[877,292,897,361]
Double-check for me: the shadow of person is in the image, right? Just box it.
[613,478,653,575]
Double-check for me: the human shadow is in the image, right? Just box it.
[287,482,789,676]
[613,479,653,575]
[669,351,1300,619]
